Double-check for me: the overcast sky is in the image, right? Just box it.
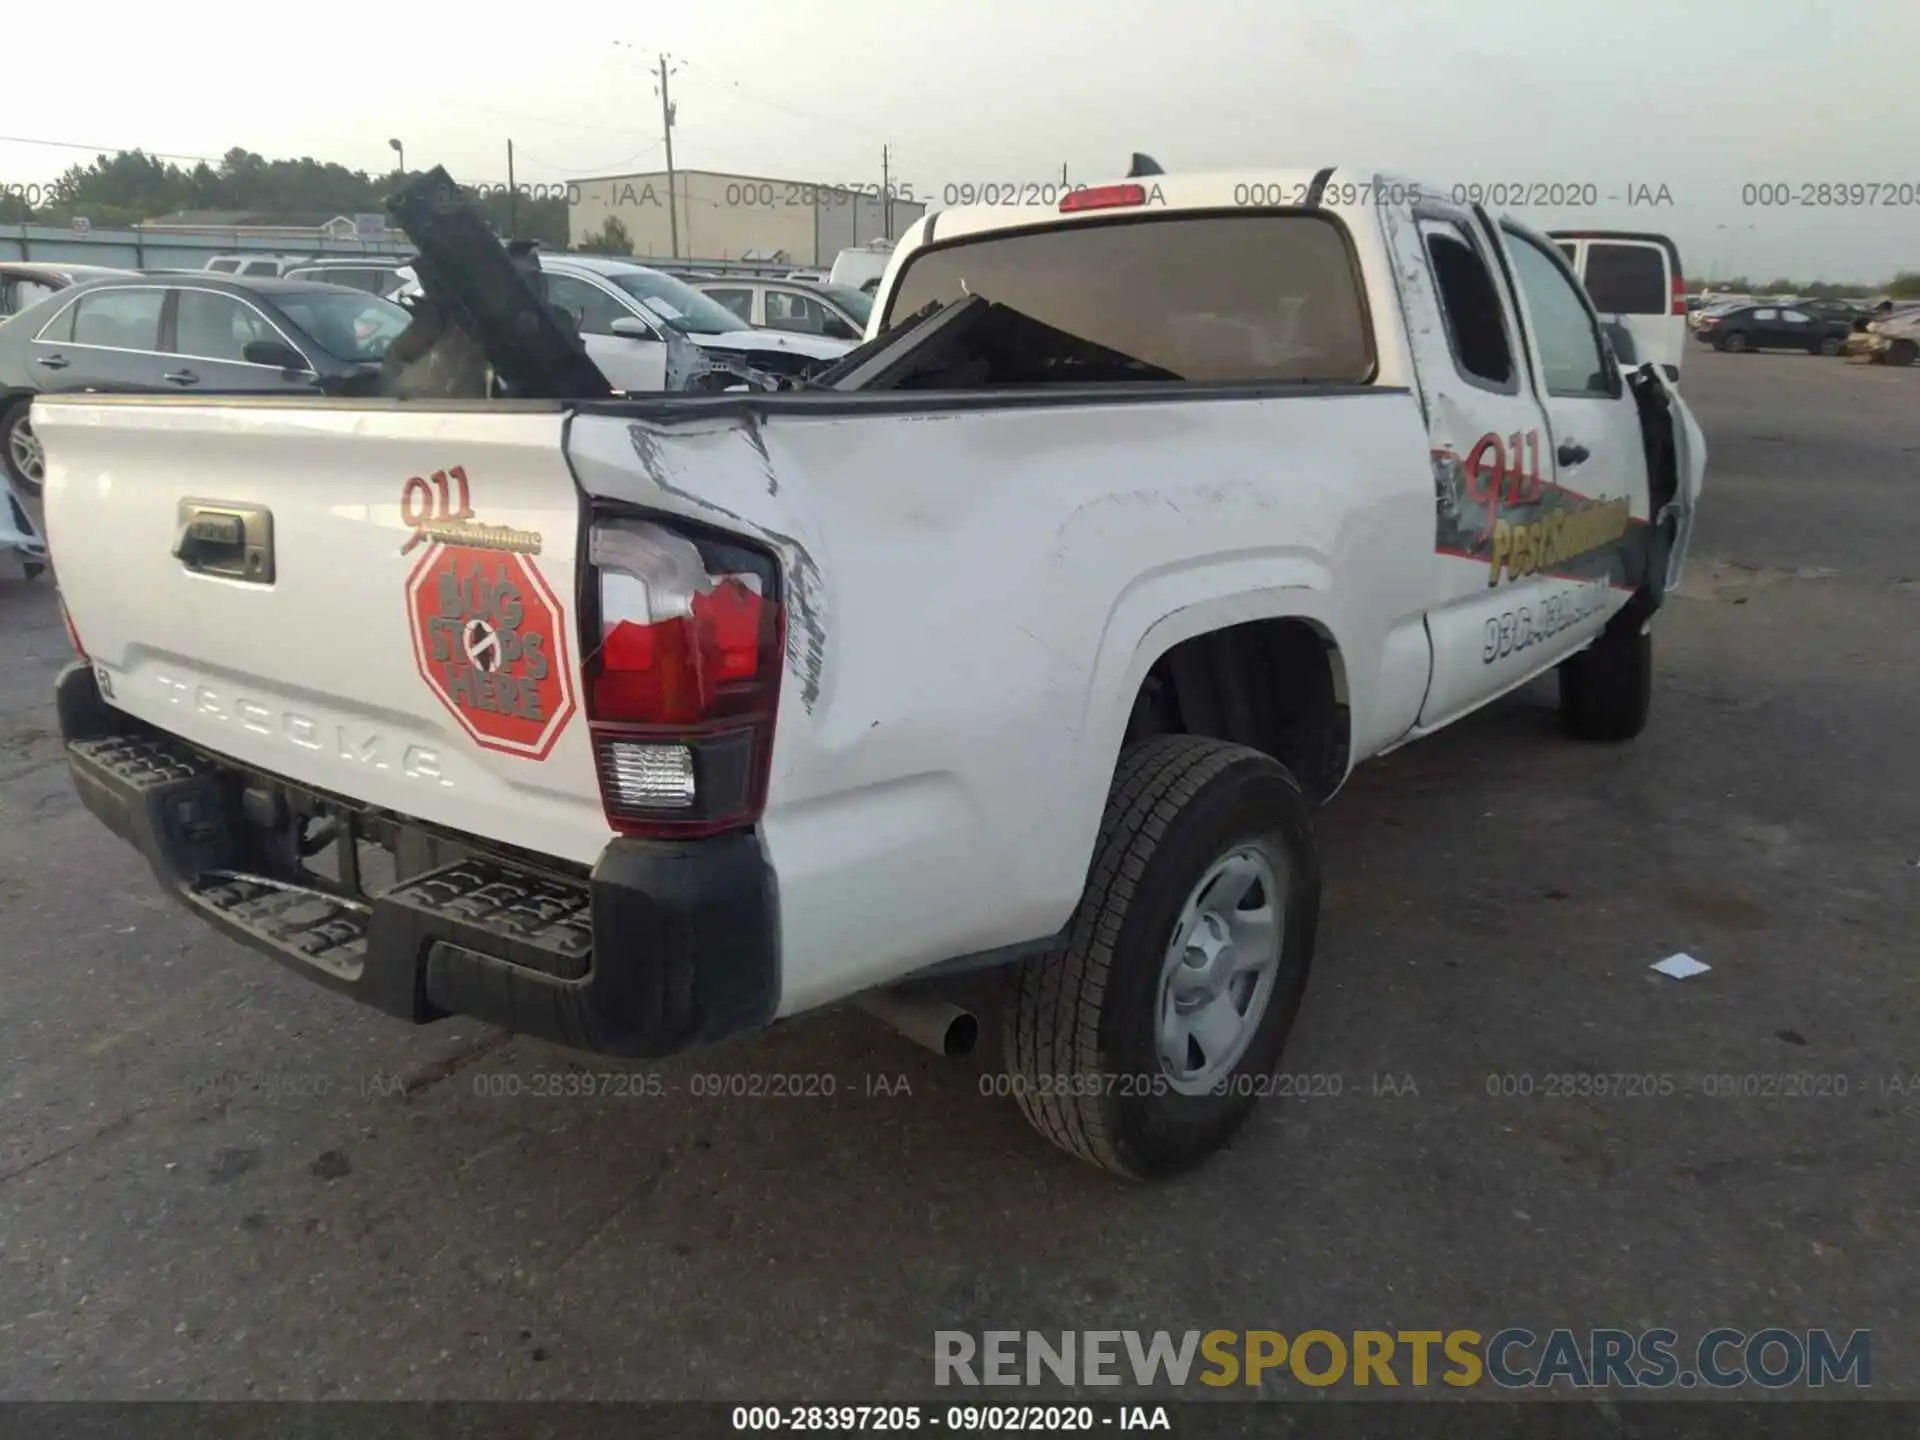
[5,0,1916,281]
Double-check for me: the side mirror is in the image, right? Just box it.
[243,339,309,370]
[609,316,659,342]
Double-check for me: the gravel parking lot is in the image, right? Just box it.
[1,345,1915,1401]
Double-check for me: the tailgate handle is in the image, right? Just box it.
[173,500,275,584]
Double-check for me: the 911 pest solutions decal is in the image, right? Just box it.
[401,469,574,760]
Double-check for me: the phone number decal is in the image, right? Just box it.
[1483,579,1611,664]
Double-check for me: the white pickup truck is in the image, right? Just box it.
[40,167,1704,1178]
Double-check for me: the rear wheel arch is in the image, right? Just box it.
[1119,615,1351,808]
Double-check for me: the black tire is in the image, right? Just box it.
[1889,340,1918,368]
[2,399,42,501]
[1001,735,1320,1179]
[1817,335,1843,357]
[1718,331,1748,353]
[1559,608,1653,742]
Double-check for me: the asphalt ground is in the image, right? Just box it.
[0,344,1914,1402]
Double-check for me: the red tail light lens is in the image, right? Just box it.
[584,516,784,837]
[1061,183,1147,213]
[60,595,86,658]
[1671,272,1687,317]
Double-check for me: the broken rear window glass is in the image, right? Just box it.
[881,212,1374,384]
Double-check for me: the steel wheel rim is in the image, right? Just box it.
[7,413,43,484]
[1155,839,1288,1096]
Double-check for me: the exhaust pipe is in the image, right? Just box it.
[856,989,979,1060]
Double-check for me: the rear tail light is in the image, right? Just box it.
[60,595,86,658]
[1670,272,1687,317]
[1060,183,1148,213]
[583,514,784,838]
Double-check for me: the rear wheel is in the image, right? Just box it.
[2,400,43,501]
[1718,331,1749,353]
[1889,339,1918,367]
[1000,736,1320,1179]
[1817,335,1843,357]
[1560,608,1653,742]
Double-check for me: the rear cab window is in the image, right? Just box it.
[1579,242,1668,315]
[880,211,1375,385]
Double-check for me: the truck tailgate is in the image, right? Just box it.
[37,399,611,867]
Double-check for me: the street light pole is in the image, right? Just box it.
[388,137,405,176]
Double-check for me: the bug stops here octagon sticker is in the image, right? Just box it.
[407,543,576,760]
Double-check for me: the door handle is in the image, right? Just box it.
[163,370,201,386]
[1557,441,1591,467]
[172,500,274,584]
[36,354,69,370]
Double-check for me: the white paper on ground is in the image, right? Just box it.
[1651,952,1711,979]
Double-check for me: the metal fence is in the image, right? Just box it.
[4,224,853,283]
[0,224,413,270]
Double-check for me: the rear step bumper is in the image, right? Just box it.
[57,662,779,1058]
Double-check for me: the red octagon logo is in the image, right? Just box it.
[406,544,576,760]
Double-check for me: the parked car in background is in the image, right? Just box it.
[1550,230,1686,380]
[284,260,412,296]
[202,254,314,277]
[0,276,409,499]
[827,238,897,295]
[1788,298,1877,333]
[0,263,142,320]
[692,278,872,340]
[1847,307,1920,366]
[393,254,858,392]
[1692,304,1851,355]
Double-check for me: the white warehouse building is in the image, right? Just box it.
[568,169,927,266]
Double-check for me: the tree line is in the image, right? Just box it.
[0,147,572,249]
[1698,274,1920,299]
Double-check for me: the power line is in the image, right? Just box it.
[511,139,665,176]
[671,72,892,144]
[0,133,219,165]
[435,100,657,141]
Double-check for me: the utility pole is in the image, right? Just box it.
[657,53,680,257]
[506,139,517,237]
[882,144,891,239]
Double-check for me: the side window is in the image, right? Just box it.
[70,288,164,351]
[765,290,830,334]
[1556,242,1578,264]
[1780,309,1810,324]
[1503,232,1611,396]
[1419,219,1516,390]
[1751,308,1778,322]
[175,290,274,362]
[1581,242,1666,315]
[705,287,753,323]
[36,294,79,343]
[543,274,632,337]
[208,260,240,274]
[242,260,279,277]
